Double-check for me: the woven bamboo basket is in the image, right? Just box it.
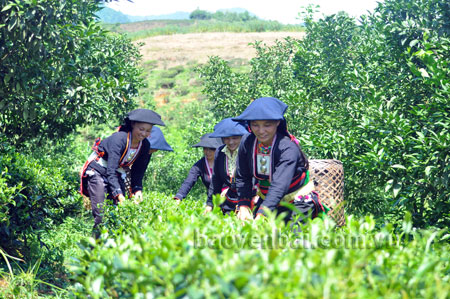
[309,159,345,226]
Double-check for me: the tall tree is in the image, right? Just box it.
[0,0,144,145]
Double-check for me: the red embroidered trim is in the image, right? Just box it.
[289,172,306,189]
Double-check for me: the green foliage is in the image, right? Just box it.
[0,0,144,146]
[198,37,304,119]
[0,261,67,298]
[71,195,450,298]
[161,66,185,78]
[0,130,95,294]
[156,78,175,89]
[2,1,449,296]
[140,63,202,109]
[144,100,216,198]
[198,56,250,118]
[291,0,450,227]
[0,136,82,248]
[211,10,258,22]
[189,9,212,20]
[197,0,450,228]
[216,10,257,22]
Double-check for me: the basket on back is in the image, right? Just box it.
[309,159,345,226]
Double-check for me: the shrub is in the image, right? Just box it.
[161,66,185,79]
[0,0,144,146]
[71,196,450,298]
[156,78,176,89]
[189,9,212,20]
[0,137,82,249]
[175,85,190,97]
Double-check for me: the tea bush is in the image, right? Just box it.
[70,193,450,298]
[0,137,83,249]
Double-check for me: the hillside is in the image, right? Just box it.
[133,31,306,111]
[136,31,306,69]
[101,18,304,41]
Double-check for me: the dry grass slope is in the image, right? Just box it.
[136,32,305,69]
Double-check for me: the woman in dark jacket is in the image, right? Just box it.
[233,97,326,225]
[174,133,223,201]
[120,126,173,202]
[205,118,249,214]
[80,109,165,230]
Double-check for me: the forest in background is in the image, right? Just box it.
[0,0,449,297]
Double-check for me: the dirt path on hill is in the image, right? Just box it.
[136,32,305,69]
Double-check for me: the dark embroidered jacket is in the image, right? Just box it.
[235,133,308,214]
[88,131,151,197]
[206,144,238,211]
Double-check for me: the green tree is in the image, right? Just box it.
[190,9,212,20]
[0,0,144,146]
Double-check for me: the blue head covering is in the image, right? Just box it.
[232,97,289,137]
[192,133,223,148]
[148,126,173,151]
[209,118,249,138]
[232,97,287,121]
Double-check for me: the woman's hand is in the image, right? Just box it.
[117,194,126,204]
[133,191,143,204]
[204,206,213,214]
[255,213,263,221]
[237,206,253,221]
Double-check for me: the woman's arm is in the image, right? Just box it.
[174,159,203,200]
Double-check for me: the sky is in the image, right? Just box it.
[106,0,381,24]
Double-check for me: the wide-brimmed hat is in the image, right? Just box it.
[209,118,249,138]
[127,109,165,126]
[148,126,173,151]
[192,133,223,148]
[232,97,287,121]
